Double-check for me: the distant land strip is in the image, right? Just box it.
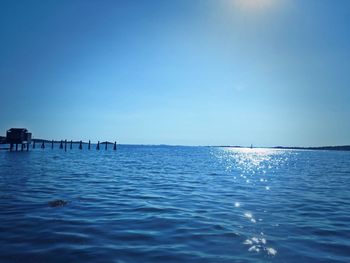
[217,145,350,151]
[271,145,350,151]
[0,136,349,151]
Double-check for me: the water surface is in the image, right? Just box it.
[0,146,350,262]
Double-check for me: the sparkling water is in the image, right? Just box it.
[0,146,349,262]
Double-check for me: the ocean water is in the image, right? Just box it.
[0,145,350,262]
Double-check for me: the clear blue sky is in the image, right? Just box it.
[0,0,349,146]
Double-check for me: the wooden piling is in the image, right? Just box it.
[3,136,118,153]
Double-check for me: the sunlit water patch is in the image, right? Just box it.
[0,146,350,262]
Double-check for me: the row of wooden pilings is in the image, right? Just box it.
[10,140,117,151]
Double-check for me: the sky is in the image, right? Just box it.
[0,0,349,146]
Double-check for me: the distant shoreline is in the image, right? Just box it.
[1,136,349,152]
[217,145,350,152]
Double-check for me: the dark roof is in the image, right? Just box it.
[8,128,28,132]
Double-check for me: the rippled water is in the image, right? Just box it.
[1,146,350,262]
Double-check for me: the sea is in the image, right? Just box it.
[0,145,349,262]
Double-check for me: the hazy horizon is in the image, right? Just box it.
[1,0,349,146]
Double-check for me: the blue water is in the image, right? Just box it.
[0,146,350,262]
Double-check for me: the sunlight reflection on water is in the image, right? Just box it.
[213,147,295,257]
[218,147,288,173]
